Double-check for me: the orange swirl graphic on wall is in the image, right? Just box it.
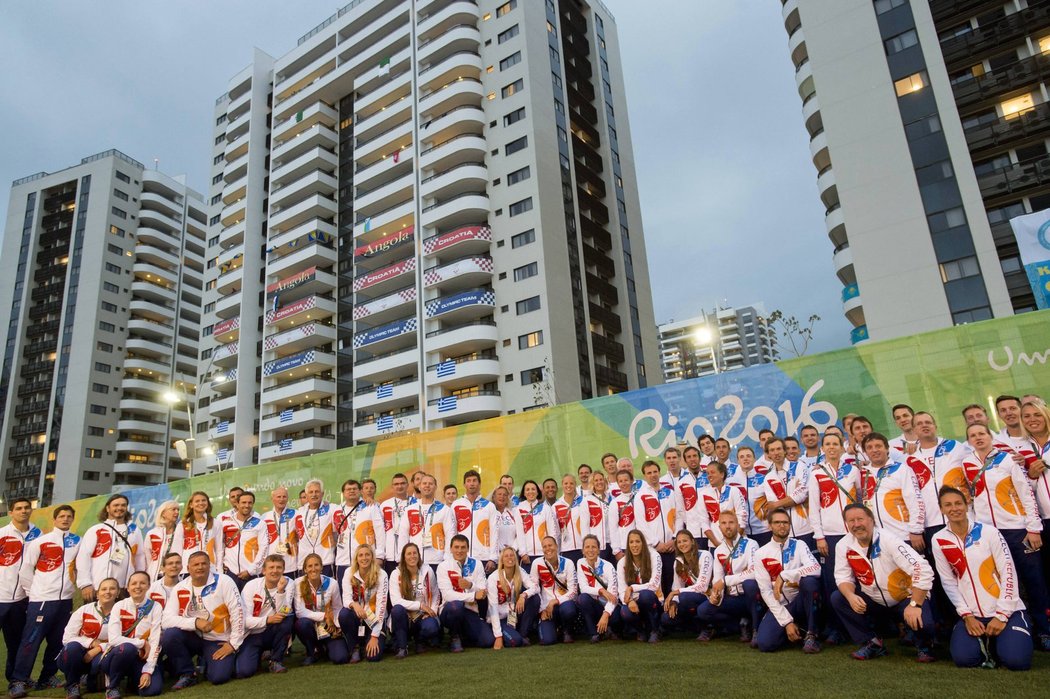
[978,556,1001,597]
[882,489,909,523]
[995,479,1026,516]
[887,568,911,602]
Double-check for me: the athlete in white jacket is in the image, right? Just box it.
[56,578,118,699]
[237,555,294,676]
[389,543,442,657]
[219,492,266,589]
[338,545,389,663]
[75,494,145,599]
[487,547,539,648]
[437,534,494,651]
[529,536,579,645]
[659,531,714,638]
[753,508,822,653]
[576,535,620,642]
[105,571,163,696]
[861,434,925,549]
[397,475,451,569]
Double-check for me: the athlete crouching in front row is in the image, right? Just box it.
[437,534,495,651]
[754,508,822,653]
[830,503,936,662]
[660,530,713,637]
[931,486,1033,671]
[488,546,540,648]
[238,554,294,676]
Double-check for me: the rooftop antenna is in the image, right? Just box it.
[153,158,159,170]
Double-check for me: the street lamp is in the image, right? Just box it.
[161,356,228,474]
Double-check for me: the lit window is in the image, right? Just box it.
[1001,93,1035,120]
[894,71,927,97]
[1040,36,1050,54]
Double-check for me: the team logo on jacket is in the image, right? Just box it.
[680,484,697,511]
[760,557,783,580]
[149,591,166,608]
[555,503,571,529]
[447,569,463,592]
[935,537,967,577]
[119,609,139,634]
[383,507,394,532]
[703,495,720,523]
[222,524,241,549]
[618,501,635,528]
[881,489,909,522]
[768,478,788,501]
[36,542,64,573]
[845,549,875,585]
[91,529,113,558]
[906,457,932,490]
[640,494,660,523]
[430,524,446,549]
[816,474,838,509]
[355,521,376,546]
[587,501,604,528]
[148,534,163,561]
[63,533,80,549]
[476,520,491,547]
[978,556,1001,597]
[81,615,102,639]
[407,509,423,537]
[0,537,23,566]
[453,506,472,533]
[538,564,557,588]
[176,589,192,615]
[994,479,1026,515]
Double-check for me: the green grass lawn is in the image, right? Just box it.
[5,635,1049,699]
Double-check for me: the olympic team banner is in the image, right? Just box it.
[12,311,1050,536]
[1009,207,1050,309]
[425,289,495,318]
[262,350,316,377]
[352,317,417,348]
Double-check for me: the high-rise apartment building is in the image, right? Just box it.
[780,0,1045,343]
[198,0,660,471]
[658,306,778,382]
[0,150,206,506]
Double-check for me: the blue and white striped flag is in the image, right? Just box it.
[279,408,294,423]
[437,395,457,413]
[376,383,393,399]
[376,415,394,431]
[279,438,293,451]
[436,359,456,378]
[216,447,228,462]
[216,420,229,434]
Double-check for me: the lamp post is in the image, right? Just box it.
[693,326,720,376]
[161,355,227,475]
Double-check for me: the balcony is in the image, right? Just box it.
[270,170,338,212]
[420,160,486,200]
[266,294,338,329]
[133,260,177,287]
[352,345,419,382]
[259,434,337,461]
[978,156,1050,201]
[354,377,420,410]
[809,129,829,171]
[267,241,338,279]
[271,147,338,189]
[352,285,417,324]
[269,193,337,234]
[842,284,864,326]
[788,20,807,67]
[219,219,246,249]
[352,197,414,239]
[795,58,814,102]
[832,243,854,285]
[206,419,236,442]
[817,166,838,209]
[263,349,336,380]
[215,292,242,320]
[425,352,499,389]
[354,170,414,213]
[266,266,337,306]
[273,101,338,143]
[126,336,171,359]
[422,255,492,290]
[209,393,238,417]
[354,410,421,442]
[260,402,335,432]
[353,316,418,354]
[263,321,337,354]
[427,391,501,425]
[424,319,497,354]
[212,316,240,343]
[116,416,167,435]
[965,101,1050,156]
[215,264,244,296]
[271,123,338,165]
[417,24,481,65]
[128,316,173,340]
[356,70,412,118]
[953,51,1050,110]
[419,133,485,173]
[113,461,165,479]
[421,224,490,259]
[212,341,240,366]
[353,256,416,295]
[263,375,337,406]
[940,4,1050,66]
[825,205,846,249]
[125,355,170,376]
[418,50,482,95]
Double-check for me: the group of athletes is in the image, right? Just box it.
[2,393,1050,697]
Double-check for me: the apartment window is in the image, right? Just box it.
[505,136,528,155]
[216,114,226,125]
[100,301,117,313]
[92,383,109,394]
[496,0,517,16]
[104,262,121,274]
[552,72,563,90]
[94,362,111,373]
[884,29,918,55]
[940,256,981,282]
[500,52,522,71]
[208,235,220,246]
[87,426,105,437]
[97,341,113,352]
[894,71,928,97]
[109,225,125,237]
[1001,93,1036,120]
[509,198,533,217]
[874,0,907,14]
[513,262,538,281]
[111,207,127,219]
[516,296,541,315]
[115,171,131,184]
[507,166,530,185]
[213,154,224,165]
[212,174,223,185]
[98,321,115,332]
[518,331,543,349]
[89,404,107,415]
[498,24,519,43]
[554,99,564,115]
[210,194,222,205]
[85,448,102,459]
[83,471,100,481]
[521,366,545,385]
[928,206,967,232]
[511,229,535,248]
[549,46,560,65]
[546,20,556,36]
[107,243,123,255]
[113,189,129,201]
[904,114,941,140]
[209,215,220,225]
[214,134,225,145]
[502,79,524,98]
[103,281,119,293]
[504,107,526,126]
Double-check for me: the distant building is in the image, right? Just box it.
[658,306,778,382]
[0,150,206,505]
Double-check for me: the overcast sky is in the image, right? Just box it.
[0,0,852,354]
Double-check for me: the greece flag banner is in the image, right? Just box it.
[1010,207,1050,309]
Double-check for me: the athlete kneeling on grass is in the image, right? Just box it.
[616,529,662,643]
[293,552,347,665]
[488,547,540,648]
[105,571,163,697]
[660,530,713,637]
[830,503,936,662]
[57,577,118,699]
[162,551,245,687]
[698,511,762,644]
[238,554,294,676]
[753,508,822,654]
[931,486,1033,671]
[339,543,388,663]
[530,536,579,645]
[389,543,442,658]
[437,534,494,651]
[577,535,620,642]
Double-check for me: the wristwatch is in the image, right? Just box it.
[908,600,919,608]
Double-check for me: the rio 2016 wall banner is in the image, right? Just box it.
[12,311,1050,534]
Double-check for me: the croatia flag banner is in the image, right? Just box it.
[1010,207,1050,309]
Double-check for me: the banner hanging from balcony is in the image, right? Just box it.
[423,256,493,287]
[213,317,240,338]
[267,296,318,325]
[17,313,1050,542]
[425,289,495,318]
[353,288,416,321]
[353,258,416,292]
[1009,207,1050,309]
[263,350,316,377]
[353,227,414,260]
[423,225,491,255]
[266,266,318,297]
[352,317,417,348]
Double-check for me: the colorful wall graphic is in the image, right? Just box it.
[11,311,1050,534]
